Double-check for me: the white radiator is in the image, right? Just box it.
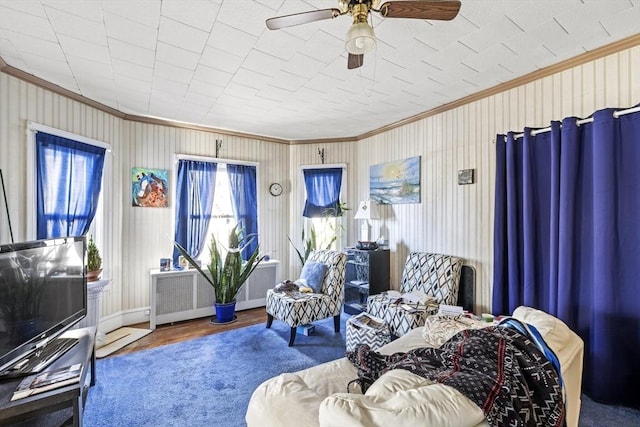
[149,260,280,329]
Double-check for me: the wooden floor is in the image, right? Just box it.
[107,307,267,357]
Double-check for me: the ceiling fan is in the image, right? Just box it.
[266,0,461,69]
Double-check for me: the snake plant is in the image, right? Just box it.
[174,224,264,304]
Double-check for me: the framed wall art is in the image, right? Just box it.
[132,167,169,208]
[369,156,421,204]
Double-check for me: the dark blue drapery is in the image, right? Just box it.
[227,164,258,260]
[303,168,343,218]
[493,107,640,408]
[36,132,105,239]
[172,160,216,265]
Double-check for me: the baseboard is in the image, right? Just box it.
[97,304,261,335]
[98,307,152,335]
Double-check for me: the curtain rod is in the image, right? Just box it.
[513,105,640,139]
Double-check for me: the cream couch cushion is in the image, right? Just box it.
[319,369,485,427]
[512,306,584,427]
[246,306,583,427]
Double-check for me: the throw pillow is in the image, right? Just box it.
[297,261,328,293]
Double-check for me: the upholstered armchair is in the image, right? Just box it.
[265,250,347,346]
[367,252,463,337]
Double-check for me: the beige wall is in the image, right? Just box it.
[120,122,291,321]
[0,72,291,330]
[347,46,640,313]
[288,45,640,314]
[1,44,638,329]
[287,142,357,278]
[0,73,127,328]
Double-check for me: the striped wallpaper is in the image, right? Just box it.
[0,44,638,328]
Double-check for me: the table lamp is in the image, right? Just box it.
[353,200,379,242]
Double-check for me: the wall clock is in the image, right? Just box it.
[269,182,283,196]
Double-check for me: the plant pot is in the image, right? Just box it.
[213,301,236,324]
[87,268,102,282]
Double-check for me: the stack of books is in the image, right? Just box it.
[11,363,82,401]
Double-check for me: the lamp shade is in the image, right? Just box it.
[345,22,376,55]
[353,200,379,220]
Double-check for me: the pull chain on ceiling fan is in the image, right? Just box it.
[265,0,461,70]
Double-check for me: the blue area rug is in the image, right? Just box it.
[83,313,640,427]
[83,316,349,427]
[578,395,640,426]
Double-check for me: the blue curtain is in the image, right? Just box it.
[303,168,343,218]
[493,107,640,408]
[227,164,258,260]
[172,160,216,265]
[36,132,106,239]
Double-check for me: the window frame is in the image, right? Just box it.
[26,122,111,243]
[298,163,347,251]
[173,153,260,261]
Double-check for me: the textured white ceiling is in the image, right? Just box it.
[0,0,638,141]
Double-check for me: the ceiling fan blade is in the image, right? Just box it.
[347,54,364,70]
[266,8,342,30]
[379,0,461,20]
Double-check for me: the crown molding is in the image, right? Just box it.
[0,60,289,144]
[355,32,640,141]
[289,136,358,145]
[123,114,290,144]
[2,32,639,145]
[1,61,125,118]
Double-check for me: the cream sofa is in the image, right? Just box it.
[246,306,584,427]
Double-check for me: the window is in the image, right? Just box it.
[35,133,106,239]
[309,216,342,251]
[27,123,109,248]
[300,164,347,252]
[200,164,236,262]
[173,156,258,265]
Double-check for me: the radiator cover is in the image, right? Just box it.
[150,260,280,329]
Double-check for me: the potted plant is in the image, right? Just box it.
[86,235,102,282]
[289,202,348,266]
[288,224,334,267]
[174,224,265,323]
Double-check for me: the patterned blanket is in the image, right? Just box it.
[346,325,565,427]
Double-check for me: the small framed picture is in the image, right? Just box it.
[160,258,171,271]
[132,167,169,207]
[457,169,475,185]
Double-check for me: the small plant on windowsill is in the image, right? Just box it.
[86,235,102,282]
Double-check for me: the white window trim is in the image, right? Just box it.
[172,153,261,253]
[25,121,112,241]
[299,163,348,250]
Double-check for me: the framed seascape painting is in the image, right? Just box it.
[369,156,421,204]
[132,167,169,208]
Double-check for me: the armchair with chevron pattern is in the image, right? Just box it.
[265,250,347,346]
[366,252,464,337]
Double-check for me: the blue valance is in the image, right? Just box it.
[303,168,343,218]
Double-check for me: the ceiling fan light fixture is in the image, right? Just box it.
[345,22,376,55]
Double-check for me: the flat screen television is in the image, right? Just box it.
[0,236,87,375]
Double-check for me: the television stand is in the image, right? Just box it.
[0,338,79,380]
[0,327,96,427]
